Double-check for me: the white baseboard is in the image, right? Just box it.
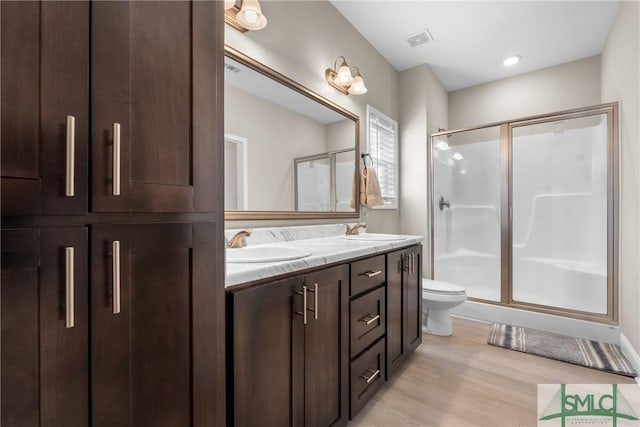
[619,333,640,385]
[452,300,620,344]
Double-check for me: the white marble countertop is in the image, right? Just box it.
[225,224,423,288]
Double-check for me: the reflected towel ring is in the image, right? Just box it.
[361,153,373,168]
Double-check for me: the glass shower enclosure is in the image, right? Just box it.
[430,103,618,323]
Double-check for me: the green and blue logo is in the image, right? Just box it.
[539,384,639,427]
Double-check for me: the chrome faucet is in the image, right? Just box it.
[346,222,366,235]
[438,196,450,211]
[227,229,253,248]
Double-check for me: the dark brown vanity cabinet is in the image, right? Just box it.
[1,228,89,427]
[91,1,217,213]
[90,223,223,427]
[349,256,387,418]
[1,1,89,216]
[1,0,218,216]
[1,1,226,426]
[386,246,423,378]
[229,265,349,427]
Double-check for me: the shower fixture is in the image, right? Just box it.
[439,196,450,211]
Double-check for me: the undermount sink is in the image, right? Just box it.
[339,233,408,242]
[226,246,312,263]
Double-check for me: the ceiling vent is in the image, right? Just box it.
[404,28,435,48]
[224,62,241,73]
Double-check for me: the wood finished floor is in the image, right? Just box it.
[352,317,637,427]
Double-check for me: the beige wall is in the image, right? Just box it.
[399,65,448,274]
[448,55,601,129]
[326,119,356,153]
[225,1,400,231]
[601,0,640,352]
[225,85,328,211]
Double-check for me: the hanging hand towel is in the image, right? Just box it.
[361,167,384,208]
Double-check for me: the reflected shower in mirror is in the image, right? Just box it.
[224,46,360,220]
[294,148,355,212]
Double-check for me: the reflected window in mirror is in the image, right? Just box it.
[224,46,360,220]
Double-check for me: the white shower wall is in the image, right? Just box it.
[512,118,608,313]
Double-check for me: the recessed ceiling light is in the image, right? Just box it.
[503,55,521,66]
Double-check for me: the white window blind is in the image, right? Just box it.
[367,105,398,209]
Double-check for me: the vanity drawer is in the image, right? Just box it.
[350,337,385,419]
[350,255,386,296]
[350,286,385,358]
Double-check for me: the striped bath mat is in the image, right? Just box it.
[488,323,637,377]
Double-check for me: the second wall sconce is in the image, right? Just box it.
[225,0,268,32]
[325,56,368,95]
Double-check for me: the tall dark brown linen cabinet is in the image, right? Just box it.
[1,2,226,427]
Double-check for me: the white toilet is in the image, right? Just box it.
[422,279,467,336]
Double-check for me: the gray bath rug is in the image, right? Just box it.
[488,323,638,377]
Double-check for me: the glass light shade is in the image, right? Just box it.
[334,62,353,87]
[235,0,267,31]
[224,0,236,10]
[348,74,367,95]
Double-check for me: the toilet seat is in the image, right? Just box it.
[423,279,465,295]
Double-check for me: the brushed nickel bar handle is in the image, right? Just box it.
[65,116,75,197]
[361,270,382,278]
[65,247,74,328]
[113,123,121,196]
[360,368,380,384]
[411,253,415,275]
[295,286,308,324]
[309,283,318,320]
[112,240,121,314]
[359,314,380,325]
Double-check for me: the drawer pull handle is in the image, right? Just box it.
[113,123,121,196]
[306,283,318,320]
[359,314,380,325]
[295,286,308,324]
[65,247,74,328]
[360,368,380,384]
[112,240,121,314]
[361,270,382,278]
[65,116,75,197]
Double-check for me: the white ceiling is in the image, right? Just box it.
[330,1,620,91]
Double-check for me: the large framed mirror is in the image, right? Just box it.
[224,45,360,220]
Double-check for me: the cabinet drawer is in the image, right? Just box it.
[350,337,385,419]
[350,286,385,358]
[350,255,385,296]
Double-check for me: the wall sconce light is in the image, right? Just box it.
[224,0,268,32]
[325,56,368,95]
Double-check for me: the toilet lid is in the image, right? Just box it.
[423,280,466,295]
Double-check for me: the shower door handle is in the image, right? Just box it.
[439,196,450,211]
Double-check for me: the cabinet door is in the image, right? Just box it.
[91,222,224,427]
[404,246,422,353]
[91,1,222,213]
[1,228,88,427]
[386,250,405,378]
[231,276,304,427]
[1,1,88,216]
[304,265,349,427]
